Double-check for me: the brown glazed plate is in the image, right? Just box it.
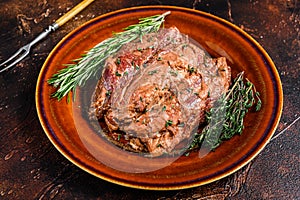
[36,6,283,190]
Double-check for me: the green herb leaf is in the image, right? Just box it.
[169,70,178,76]
[115,71,122,77]
[187,65,196,74]
[187,72,262,152]
[116,58,121,65]
[105,90,111,96]
[148,70,158,75]
[47,11,171,101]
[165,120,173,127]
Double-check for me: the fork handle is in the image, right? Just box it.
[29,24,58,47]
[55,0,94,27]
[30,0,94,46]
[30,0,94,47]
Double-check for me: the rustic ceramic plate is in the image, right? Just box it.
[36,6,283,190]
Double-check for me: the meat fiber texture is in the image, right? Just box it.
[91,27,231,157]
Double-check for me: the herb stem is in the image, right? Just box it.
[48,12,171,101]
[188,71,262,152]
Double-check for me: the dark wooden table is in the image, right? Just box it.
[0,0,299,199]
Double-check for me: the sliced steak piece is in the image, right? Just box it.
[91,27,231,156]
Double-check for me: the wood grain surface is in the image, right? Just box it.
[0,0,299,199]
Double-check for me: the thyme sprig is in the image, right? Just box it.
[188,72,262,151]
[47,11,171,101]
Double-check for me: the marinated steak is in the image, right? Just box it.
[91,27,231,156]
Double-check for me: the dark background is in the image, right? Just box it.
[0,0,299,199]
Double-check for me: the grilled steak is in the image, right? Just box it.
[91,27,231,156]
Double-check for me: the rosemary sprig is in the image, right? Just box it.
[47,11,171,101]
[188,72,262,151]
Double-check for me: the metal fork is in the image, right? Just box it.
[0,0,94,73]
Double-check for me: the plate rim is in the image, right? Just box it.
[35,5,283,190]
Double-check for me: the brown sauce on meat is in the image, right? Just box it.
[91,27,231,157]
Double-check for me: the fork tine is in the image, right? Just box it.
[0,45,30,73]
[0,47,25,66]
[0,51,30,73]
